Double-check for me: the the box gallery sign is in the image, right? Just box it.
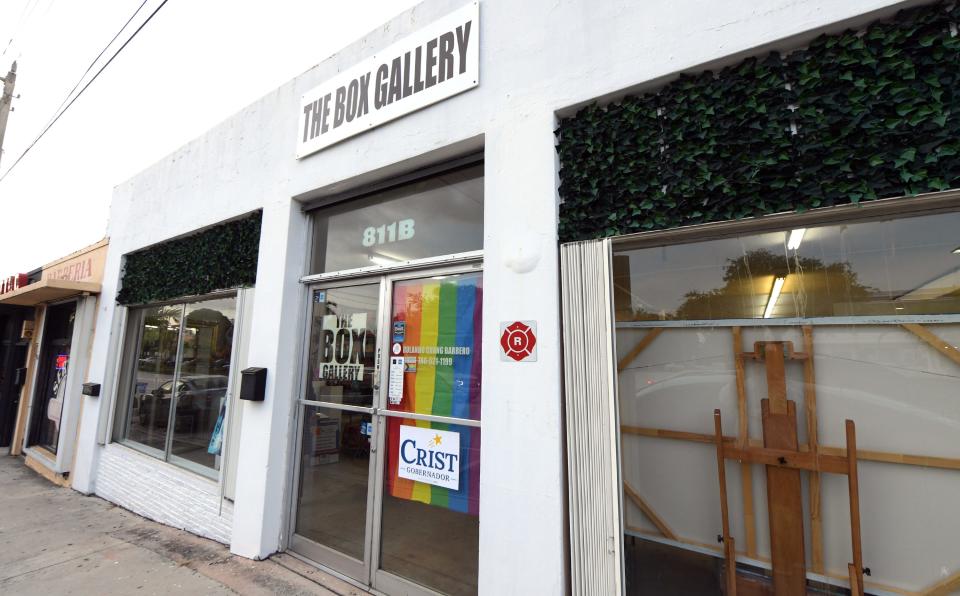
[296,2,479,159]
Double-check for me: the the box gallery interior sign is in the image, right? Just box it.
[297,2,479,158]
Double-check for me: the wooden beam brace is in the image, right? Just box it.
[901,323,960,367]
[922,569,960,596]
[623,481,678,540]
[621,425,960,472]
[617,328,664,373]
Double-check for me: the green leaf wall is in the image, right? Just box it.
[116,211,262,305]
[556,2,960,242]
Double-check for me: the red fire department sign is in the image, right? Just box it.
[500,321,537,362]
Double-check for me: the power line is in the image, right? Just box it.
[39,0,150,151]
[1,0,42,59]
[0,0,170,184]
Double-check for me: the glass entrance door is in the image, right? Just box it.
[28,300,77,454]
[291,267,482,596]
[292,282,381,580]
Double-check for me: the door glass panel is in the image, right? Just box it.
[378,271,482,595]
[122,305,183,453]
[29,301,76,453]
[295,405,373,561]
[305,285,380,407]
[381,418,480,595]
[170,298,236,471]
[387,272,482,420]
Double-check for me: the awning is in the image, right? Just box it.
[0,279,101,306]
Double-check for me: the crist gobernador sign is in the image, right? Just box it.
[297,2,479,158]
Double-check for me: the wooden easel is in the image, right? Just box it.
[713,340,865,596]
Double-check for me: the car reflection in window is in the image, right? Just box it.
[137,374,229,431]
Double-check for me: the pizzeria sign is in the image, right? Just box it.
[297,2,479,158]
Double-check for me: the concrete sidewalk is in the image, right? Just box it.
[0,454,368,595]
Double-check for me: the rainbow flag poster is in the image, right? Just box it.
[386,273,482,515]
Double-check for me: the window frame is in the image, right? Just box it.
[611,189,960,252]
[306,159,484,276]
[111,290,239,480]
[609,190,960,328]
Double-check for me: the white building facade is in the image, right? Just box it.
[63,1,960,595]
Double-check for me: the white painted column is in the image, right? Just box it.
[71,249,124,495]
[478,112,567,594]
[230,200,310,559]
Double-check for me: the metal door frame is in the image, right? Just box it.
[288,260,482,596]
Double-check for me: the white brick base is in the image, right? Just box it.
[95,443,233,545]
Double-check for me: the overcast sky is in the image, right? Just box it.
[0,0,417,275]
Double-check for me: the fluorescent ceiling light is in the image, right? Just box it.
[763,276,786,319]
[787,228,806,250]
[369,255,399,266]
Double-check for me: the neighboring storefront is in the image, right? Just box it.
[60,1,960,595]
[0,271,38,450]
[0,240,108,485]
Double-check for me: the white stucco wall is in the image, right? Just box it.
[69,0,929,593]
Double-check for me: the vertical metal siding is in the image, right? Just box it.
[560,239,623,595]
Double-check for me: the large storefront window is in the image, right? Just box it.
[310,163,483,273]
[114,296,236,476]
[613,210,960,594]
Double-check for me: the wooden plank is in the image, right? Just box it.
[623,424,960,471]
[714,409,738,596]
[922,569,960,596]
[849,564,862,596]
[802,326,824,574]
[617,327,664,373]
[621,424,960,471]
[764,343,789,414]
[846,420,865,596]
[623,481,678,540]
[621,424,724,445]
[732,327,758,558]
[761,350,807,596]
[722,444,848,475]
[819,446,960,471]
[901,323,960,367]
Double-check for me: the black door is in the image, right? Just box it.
[28,301,76,454]
[0,306,30,448]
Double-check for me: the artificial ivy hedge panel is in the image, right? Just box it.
[556,2,960,242]
[116,211,262,305]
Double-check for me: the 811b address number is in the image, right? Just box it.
[362,219,415,247]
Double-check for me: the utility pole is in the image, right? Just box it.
[0,61,17,167]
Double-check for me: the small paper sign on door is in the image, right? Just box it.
[388,356,405,404]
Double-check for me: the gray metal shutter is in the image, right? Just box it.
[560,239,623,595]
